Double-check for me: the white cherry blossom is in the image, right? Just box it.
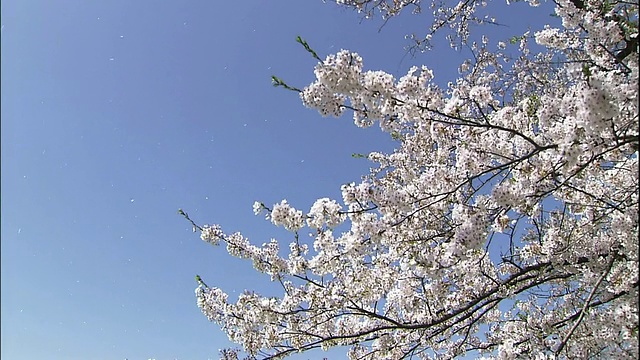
[189,0,639,358]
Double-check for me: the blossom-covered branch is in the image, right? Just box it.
[189,0,639,358]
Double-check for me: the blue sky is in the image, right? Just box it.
[1,1,556,359]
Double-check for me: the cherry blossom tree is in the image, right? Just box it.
[184,0,638,358]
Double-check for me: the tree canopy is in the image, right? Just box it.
[187,0,638,358]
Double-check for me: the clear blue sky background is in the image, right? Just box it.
[1,1,555,359]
